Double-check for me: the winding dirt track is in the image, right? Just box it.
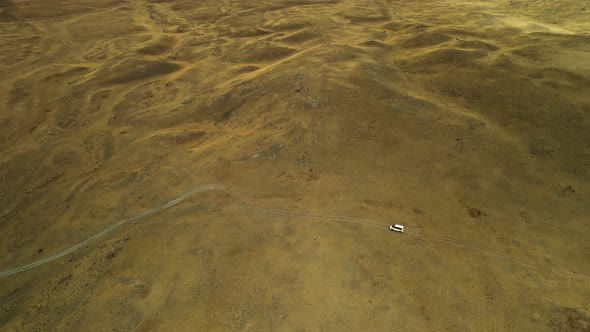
[1,0,589,330]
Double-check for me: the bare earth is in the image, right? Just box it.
[1,0,589,330]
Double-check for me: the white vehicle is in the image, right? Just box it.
[389,224,404,233]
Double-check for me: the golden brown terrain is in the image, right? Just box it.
[1,0,589,330]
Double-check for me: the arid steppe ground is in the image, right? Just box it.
[1,0,589,330]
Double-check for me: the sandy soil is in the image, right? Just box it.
[1,0,589,330]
